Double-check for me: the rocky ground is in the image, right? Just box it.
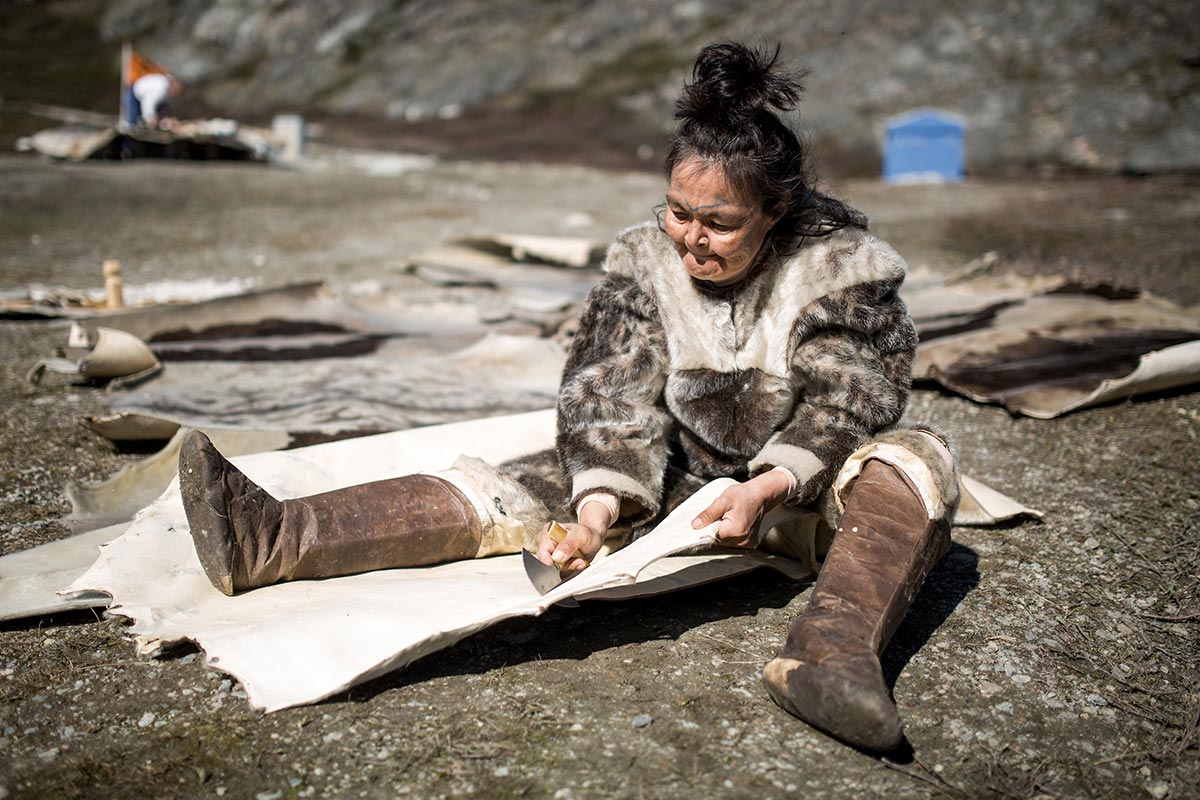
[0,152,1197,799]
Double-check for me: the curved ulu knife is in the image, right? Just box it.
[521,521,582,606]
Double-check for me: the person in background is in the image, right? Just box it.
[131,71,177,128]
[121,46,181,130]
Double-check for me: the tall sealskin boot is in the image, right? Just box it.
[180,431,495,595]
[761,458,952,752]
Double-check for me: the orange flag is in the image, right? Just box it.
[123,46,175,87]
[120,43,182,129]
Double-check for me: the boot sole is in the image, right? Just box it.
[179,431,237,595]
[763,657,904,752]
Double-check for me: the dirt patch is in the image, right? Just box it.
[0,159,1197,799]
[938,175,1200,305]
[307,93,672,175]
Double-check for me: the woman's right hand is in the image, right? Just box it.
[536,521,605,576]
[690,469,793,547]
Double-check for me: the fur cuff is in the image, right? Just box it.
[569,467,657,526]
[833,428,960,521]
[441,455,553,554]
[749,441,825,493]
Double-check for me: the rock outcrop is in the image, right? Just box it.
[101,0,1200,172]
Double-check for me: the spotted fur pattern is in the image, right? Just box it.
[556,220,917,527]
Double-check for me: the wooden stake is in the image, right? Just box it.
[103,259,124,309]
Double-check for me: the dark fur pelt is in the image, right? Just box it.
[556,220,918,531]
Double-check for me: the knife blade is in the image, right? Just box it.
[521,521,582,605]
[522,547,565,595]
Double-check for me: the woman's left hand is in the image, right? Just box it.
[690,470,793,547]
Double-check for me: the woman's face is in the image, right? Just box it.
[664,156,781,285]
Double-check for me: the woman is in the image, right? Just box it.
[180,42,958,752]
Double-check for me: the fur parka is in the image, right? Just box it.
[556,220,918,528]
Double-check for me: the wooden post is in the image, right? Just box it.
[103,259,124,309]
[119,43,131,132]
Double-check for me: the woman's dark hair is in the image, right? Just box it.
[664,42,864,254]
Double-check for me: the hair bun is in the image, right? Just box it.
[675,42,804,123]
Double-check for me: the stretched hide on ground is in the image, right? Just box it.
[449,233,607,268]
[27,327,162,389]
[0,525,124,621]
[411,241,600,313]
[60,411,796,711]
[64,427,292,531]
[38,410,1034,711]
[23,265,1200,433]
[0,277,260,322]
[20,271,577,441]
[104,333,564,437]
[905,270,1200,417]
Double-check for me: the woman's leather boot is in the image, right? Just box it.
[180,431,523,595]
[761,458,952,752]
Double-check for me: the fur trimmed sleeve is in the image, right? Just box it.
[556,272,672,526]
[748,258,917,507]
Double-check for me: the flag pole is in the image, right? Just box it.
[118,42,131,132]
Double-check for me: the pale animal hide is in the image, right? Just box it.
[906,270,1200,417]
[59,411,781,711]
[59,410,1037,711]
[24,267,1200,444]
[105,333,565,436]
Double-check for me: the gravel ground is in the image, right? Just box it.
[0,155,1197,799]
